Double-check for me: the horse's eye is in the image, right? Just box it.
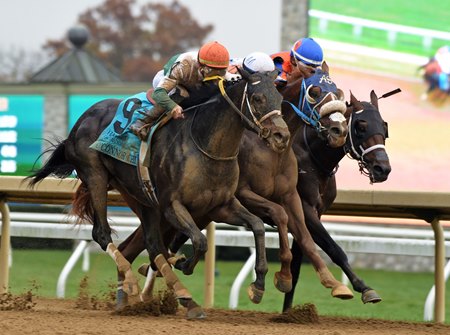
[355,120,367,136]
[252,94,264,104]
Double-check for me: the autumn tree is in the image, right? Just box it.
[44,0,213,82]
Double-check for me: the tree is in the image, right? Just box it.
[0,48,49,83]
[43,0,213,82]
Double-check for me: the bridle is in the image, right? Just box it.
[344,107,388,180]
[190,75,281,161]
[282,69,346,137]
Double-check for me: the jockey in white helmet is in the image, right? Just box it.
[227,51,275,81]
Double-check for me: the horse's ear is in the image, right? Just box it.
[237,67,250,80]
[336,88,345,101]
[350,90,364,111]
[322,61,329,73]
[270,69,279,81]
[370,90,379,109]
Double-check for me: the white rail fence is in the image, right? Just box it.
[309,9,450,51]
[3,211,450,322]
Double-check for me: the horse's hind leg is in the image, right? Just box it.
[211,197,268,304]
[74,172,140,299]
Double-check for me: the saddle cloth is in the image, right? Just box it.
[90,92,153,166]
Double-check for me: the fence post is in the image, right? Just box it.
[0,199,11,294]
[204,223,215,308]
[431,217,445,323]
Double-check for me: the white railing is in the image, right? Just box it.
[309,9,450,50]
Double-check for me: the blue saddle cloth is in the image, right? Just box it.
[90,92,153,166]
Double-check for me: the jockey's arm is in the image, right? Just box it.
[151,77,178,113]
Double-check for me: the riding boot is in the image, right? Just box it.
[130,105,165,140]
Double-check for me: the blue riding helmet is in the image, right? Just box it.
[290,38,323,67]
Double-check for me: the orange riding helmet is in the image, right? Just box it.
[198,41,230,69]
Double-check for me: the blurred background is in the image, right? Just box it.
[1,0,449,191]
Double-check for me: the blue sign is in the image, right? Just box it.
[0,95,44,175]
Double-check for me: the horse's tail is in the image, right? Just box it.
[71,182,95,225]
[27,139,75,187]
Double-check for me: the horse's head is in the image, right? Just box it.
[281,62,348,148]
[345,91,391,183]
[237,69,290,153]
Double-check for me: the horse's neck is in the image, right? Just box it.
[280,80,306,138]
[301,125,345,174]
[190,85,246,159]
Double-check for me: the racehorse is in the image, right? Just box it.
[283,89,394,312]
[117,62,354,304]
[27,69,291,319]
[234,62,353,298]
[419,57,449,103]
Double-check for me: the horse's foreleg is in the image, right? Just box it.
[164,200,207,275]
[305,210,381,304]
[285,192,353,300]
[282,241,303,312]
[211,197,268,304]
[153,254,205,319]
[237,188,292,293]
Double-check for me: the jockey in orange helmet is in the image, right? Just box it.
[271,37,324,86]
[131,41,230,139]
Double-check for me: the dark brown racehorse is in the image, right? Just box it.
[117,62,354,304]
[27,70,290,319]
[283,90,394,312]
[234,62,353,297]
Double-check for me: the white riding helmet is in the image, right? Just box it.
[242,51,275,74]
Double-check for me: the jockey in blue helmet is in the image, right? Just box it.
[271,37,324,86]
[290,37,323,69]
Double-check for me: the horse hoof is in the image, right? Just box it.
[137,263,150,277]
[186,306,206,320]
[116,289,129,310]
[362,289,382,304]
[331,285,354,300]
[179,298,206,320]
[247,283,264,304]
[274,271,292,293]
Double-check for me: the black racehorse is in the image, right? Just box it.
[283,89,395,311]
[27,70,291,319]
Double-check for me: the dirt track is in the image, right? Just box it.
[1,297,449,335]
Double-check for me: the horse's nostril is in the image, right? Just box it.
[274,131,290,144]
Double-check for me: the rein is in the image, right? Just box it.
[283,80,323,130]
[217,78,279,139]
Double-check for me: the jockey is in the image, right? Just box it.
[130,41,230,139]
[227,51,276,80]
[434,45,450,91]
[271,37,324,86]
